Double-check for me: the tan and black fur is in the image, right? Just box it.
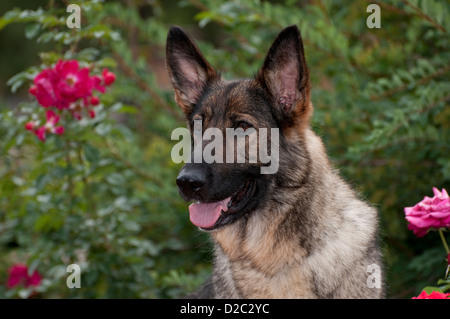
[166,25,384,299]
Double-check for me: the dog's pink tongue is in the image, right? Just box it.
[189,197,231,228]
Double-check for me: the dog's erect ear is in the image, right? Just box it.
[166,26,218,115]
[256,25,311,128]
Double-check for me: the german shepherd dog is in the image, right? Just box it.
[166,25,384,298]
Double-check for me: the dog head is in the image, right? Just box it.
[166,25,311,231]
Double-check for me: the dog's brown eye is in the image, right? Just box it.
[236,121,252,131]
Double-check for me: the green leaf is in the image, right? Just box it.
[7,71,28,93]
[35,173,52,191]
[422,286,444,294]
[98,57,117,68]
[75,47,100,61]
[37,31,56,43]
[123,220,141,232]
[34,214,63,232]
[10,78,25,93]
[94,123,111,136]
[117,104,137,114]
[0,9,20,30]
[0,17,12,30]
[84,143,100,164]
[24,23,40,39]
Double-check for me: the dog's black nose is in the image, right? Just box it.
[176,166,209,197]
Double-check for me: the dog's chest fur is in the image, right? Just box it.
[211,212,315,298]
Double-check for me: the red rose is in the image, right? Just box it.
[24,121,36,131]
[102,68,116,86]
[90,95,100,106]
[26,59,115,140]
[412,290,450,299]
[29,60,108,111]
[7,264,42,289]
[30,69,60,108]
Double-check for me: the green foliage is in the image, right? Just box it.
[0,0,448,298]
[0,0,209,298]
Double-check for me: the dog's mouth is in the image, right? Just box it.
[188,179,256,231]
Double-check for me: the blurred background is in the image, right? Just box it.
[0,0,448,298]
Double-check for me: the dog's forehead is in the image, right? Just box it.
[199,80,266,116]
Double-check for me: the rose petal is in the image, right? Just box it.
[405,216,436,228]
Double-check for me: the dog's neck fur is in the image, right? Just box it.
[209,128,337,298]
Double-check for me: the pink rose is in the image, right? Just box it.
[412,290,450,299]
[26,59,116,141]
[7,264,42,289]
[404,188,450,237]
[29,60,109,111]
